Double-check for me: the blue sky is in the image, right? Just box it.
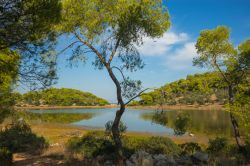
[35,0,250,102]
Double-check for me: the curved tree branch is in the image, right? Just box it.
[111,66,126,83]
[125,88,150,105]
[74,32,107,65]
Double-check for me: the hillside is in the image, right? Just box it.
[20,88,109,106]
[134,72,228,106]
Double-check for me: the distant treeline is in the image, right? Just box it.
[14,88,109,106]
[132,72,229,106]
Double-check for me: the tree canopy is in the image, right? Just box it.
[21,88,109,106]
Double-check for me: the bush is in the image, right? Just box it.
[174,112,190,135]
[0,120,48,153]
[123,136,181,157]
[67,131,115,158]
[179,142,201,155]
[244,137,250,157]
[0,147,12,166]
[207,137,228,154]
[105,120,127,136]
[67,132,181,159]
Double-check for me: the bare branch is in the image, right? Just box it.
[212,57,231,85]
[125,88,150,105]
[74,32,107,65]
[111,66,126,82]
[108,39,120,64]
[56,41,81,56]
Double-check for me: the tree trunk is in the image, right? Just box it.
[105,65,125,165]
[228,85,243,150]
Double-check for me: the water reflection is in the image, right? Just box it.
[27,108,233,137]
[140,110,233,137]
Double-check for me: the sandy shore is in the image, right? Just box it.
[129,104,224,111]
[16,104,223,111]
[15,105,118,110]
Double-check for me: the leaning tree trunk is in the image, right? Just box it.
[228,85,243,150]
[106,65,126,165]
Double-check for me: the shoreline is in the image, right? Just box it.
[15,105,118,110]
[129,104,224,111]
[16,104,224,111]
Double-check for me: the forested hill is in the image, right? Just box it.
[19,88,109,106]
[134,72,229,106]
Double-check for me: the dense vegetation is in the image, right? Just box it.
[66,131,250,165]
[134,72,228,106]
[20,88,109,106]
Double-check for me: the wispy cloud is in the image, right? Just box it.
[165,42,198,70]
[137,31,188,56]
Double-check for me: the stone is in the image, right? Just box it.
[128,151,154,166]
[175,155,193,165]
[192,152,209,163]
[153,154,176,166]
[126,160,134,166]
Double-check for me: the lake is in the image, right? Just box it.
[27,108,233,137]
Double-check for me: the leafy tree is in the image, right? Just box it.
[0,0,61,90]
[22,88,109,106]
[193,26,250,150]
[56,0,171,160]
[0,49,19,108]
[138,72,228,106]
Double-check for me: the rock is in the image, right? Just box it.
[189,133,194,137]
[50,143,60,147]
[103,160,116,166]
[175,155,193,165]
[153,154,176,166]
[128,151,154,166]
[192,151,209,163]
[126,160,134,166]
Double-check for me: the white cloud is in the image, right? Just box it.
[137,32,188,56]
[165,42,198,70]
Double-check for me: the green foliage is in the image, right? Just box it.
[139,94,154,105]
[179,142,201,155]
[0,0,61,49]
[105,120,127,136]
[207,137,228,154]
[138,72,228,106]
[0,49,20,107]
[123,136,181,156]
[174,112,190,135]
[0,147,12,166]
[244,137,250,157]
[194,26,236,68]
[0,120,48,153]
[22,88,109,106]
[151,111,168,126]
[67,132,181,158]
[66,131,114,158]
[59,0,170,45]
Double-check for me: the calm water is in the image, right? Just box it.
[28,108,233,137]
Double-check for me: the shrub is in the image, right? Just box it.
[207,137,228,154]
[123,136,181,157]
[0,120,48,153]
[0,147,12,166]
[179,142,201,155]
[66,131,115,158]
[105,120,127,136]
[244,137,250,157]
[174,112,190,135]
[67,132,181,159]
